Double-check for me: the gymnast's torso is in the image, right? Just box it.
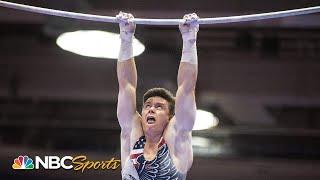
[122,136,186,180]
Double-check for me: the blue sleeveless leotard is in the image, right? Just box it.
[124,136,186,180]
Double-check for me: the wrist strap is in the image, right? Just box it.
[181,41,197,64]
[118,40,133,61]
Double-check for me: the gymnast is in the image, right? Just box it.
[116,12,198,180]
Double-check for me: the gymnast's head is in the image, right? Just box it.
[141,88,175,134]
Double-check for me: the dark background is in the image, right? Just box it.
[1,0,320,179]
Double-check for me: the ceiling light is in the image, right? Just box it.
[193,110,219,130]
[192,136,211,147]
[56,30,145,59]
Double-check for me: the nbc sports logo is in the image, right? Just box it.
[11,155,121,171]
[12,155,34,169]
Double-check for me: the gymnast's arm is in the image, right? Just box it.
[165,13,199,173]
[175,13,198,132]
[116,12,142,167]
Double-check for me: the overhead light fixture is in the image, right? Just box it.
[193,110,219,130]
[192,136,211,147]
[192,136,224,156]
[56,30,145,59]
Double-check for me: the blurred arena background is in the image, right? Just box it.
[1,0,320,179]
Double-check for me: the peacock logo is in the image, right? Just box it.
[12,155,34,170]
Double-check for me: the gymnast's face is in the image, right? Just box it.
[141,96,170,135]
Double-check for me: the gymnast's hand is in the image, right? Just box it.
[116,11,136,42]
[179,13,199,44]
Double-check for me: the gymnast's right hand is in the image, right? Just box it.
[116,11,136,42]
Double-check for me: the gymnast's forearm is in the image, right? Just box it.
[178,29,198,92]
[177,63,197,93]
[116,57,137,131]
[178,38,198,93]
[117,55,137,89]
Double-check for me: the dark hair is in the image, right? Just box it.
[143,88,175,117]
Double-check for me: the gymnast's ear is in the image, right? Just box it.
[169,112,175,120]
